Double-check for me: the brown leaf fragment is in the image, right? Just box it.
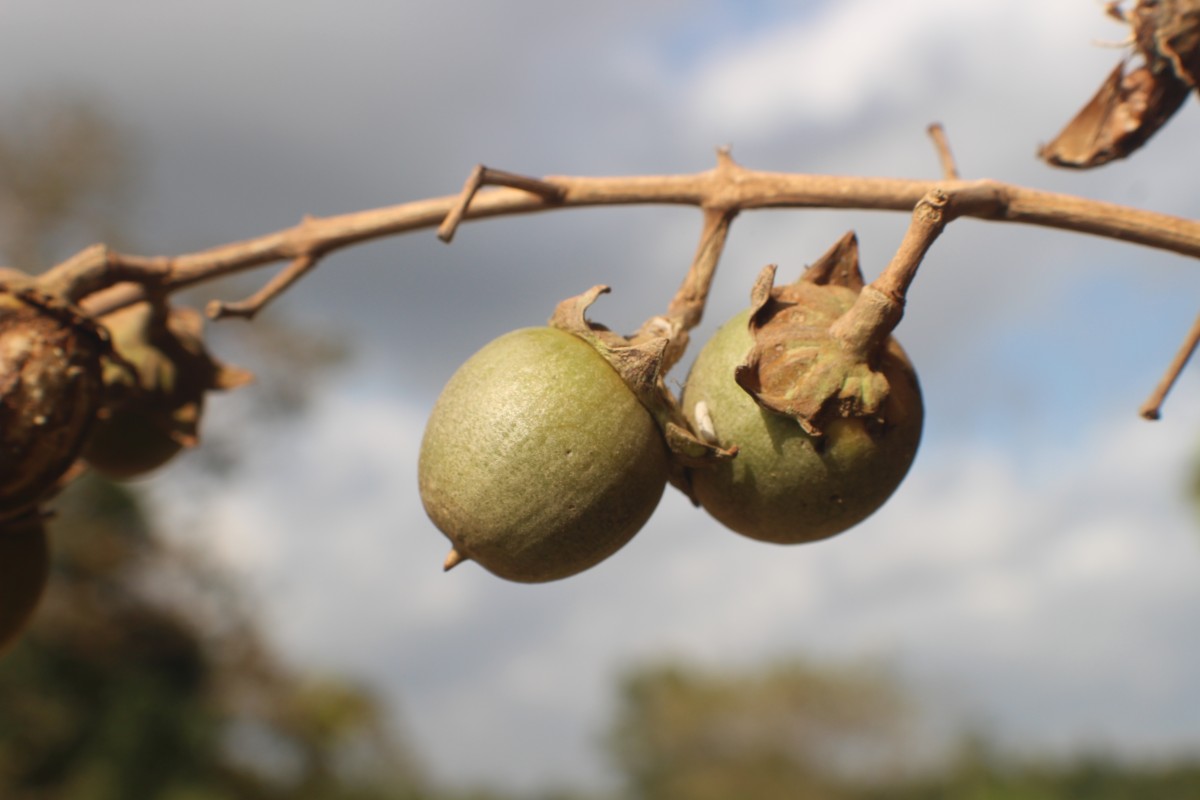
[1039,60,1192,168]
[1042,0,1200,168]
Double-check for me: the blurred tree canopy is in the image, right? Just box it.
[606,659,1200,800]
[608,659,912,799]
[0,475,427,800]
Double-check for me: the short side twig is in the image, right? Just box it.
[437,165,566,243]
[927,123,961,180]
[207,252,322,321]
[1140,308,1200,419]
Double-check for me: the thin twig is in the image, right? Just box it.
[927,123,961,180]
[1140,308,1200,419]
[437,164,566,243]
[640,198,739,373]
[661,149,743,333]
[207,252,321,321]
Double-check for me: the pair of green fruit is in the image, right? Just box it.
[419,250,923,583]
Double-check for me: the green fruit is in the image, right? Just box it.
[419,327,669,582]
[0,515,50,654]
[682,305,922,544]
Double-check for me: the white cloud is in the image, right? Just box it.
[685,0,1116,142]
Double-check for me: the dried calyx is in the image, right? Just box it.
[0,277,108,520]
[734,232,906,437]
[548,285,736,487]
[84,299,252,479]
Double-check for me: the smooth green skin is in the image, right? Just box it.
[682,309,923,544]
[418,327,669,583]
[0,518,48,655]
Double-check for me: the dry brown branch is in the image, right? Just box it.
[66,153,1200,323]
[50,150,1200,420]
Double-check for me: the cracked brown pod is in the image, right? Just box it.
[0,282,107,519]
[0,511,50,655]
[681,233,923,544]
[418,289,674,583]
[83,300,251,479]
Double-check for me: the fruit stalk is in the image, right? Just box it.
[831,190,950,357]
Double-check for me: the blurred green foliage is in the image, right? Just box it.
[0,475,428,800]
[606,659,1200,800]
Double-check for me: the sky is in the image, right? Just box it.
[5,0,1200,793]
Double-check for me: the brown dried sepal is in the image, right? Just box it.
[0,285,108,519]
[1041,0,1200,168]
[734,232,900,437]
[549,286,734,497]
[84,300,252,479]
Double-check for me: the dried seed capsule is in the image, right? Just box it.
[83,301,251,479]
[419,327,669,582]
[0,287,105,518]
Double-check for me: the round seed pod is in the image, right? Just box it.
[0,513,50,654]
[682,300,922,545]
[83,301,251,479]
[419,326,670,583]
[0,287,106,518]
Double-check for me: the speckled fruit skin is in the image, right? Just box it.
[0,516,49,654]
[419,327,669,583]
[682,307,922,544]
[0,290,104,518]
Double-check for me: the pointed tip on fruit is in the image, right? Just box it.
[443,547,469,572]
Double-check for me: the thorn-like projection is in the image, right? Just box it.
[443,547,468,572]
